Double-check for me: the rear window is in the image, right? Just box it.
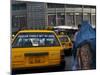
[59,36,69,42]
[12,32,60,48]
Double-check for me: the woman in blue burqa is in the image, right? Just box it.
[71,21,96,70]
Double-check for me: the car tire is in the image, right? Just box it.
[64,49,72,56]
[60,59,65,69]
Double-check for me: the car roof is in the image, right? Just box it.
[18,30,54,33]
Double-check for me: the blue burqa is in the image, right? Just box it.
[72,21,96,70]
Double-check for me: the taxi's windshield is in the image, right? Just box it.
[12,32,60,48]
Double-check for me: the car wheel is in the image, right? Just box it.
[60,59,65,70]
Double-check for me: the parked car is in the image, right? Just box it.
[12,30,65,70]
[58,34,73,55]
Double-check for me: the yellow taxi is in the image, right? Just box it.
[12,30,65,70]
[58,34,73,55]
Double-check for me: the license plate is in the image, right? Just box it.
[27,56,45,64]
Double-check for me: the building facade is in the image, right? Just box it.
[12,1,96,33]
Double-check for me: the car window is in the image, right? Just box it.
[12,32,60,48]
[59,36,69,42]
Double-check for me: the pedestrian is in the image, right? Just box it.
[71,24,81,70]
[71,21,96,70]
[73,24,81,42]
[72,24,81,59]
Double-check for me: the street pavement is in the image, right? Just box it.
[64,56,72,71]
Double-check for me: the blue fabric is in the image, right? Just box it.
[72,21,96,70]
[75,21,96,48]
